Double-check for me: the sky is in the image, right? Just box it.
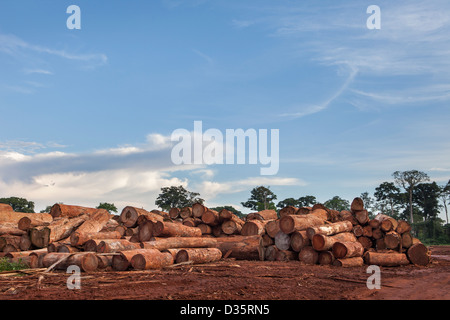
[0,0,449,219]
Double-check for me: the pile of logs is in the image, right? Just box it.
[0,198,431,273]
[259,198,431,267]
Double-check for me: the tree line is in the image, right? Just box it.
[1,170,449,244]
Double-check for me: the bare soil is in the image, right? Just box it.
[0,246,448,301]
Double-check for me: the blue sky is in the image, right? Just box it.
[0,0,449,218]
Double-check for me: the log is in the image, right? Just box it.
[97,255,113,269]
[83,239,100,252]
[241,219,269,236]
[297,207,312,215]
[372,228,383,240]
[354,210,369,225]
[362,225,373,238]
[201,209,220,226]
[0,235,22,252]
[140,237,218,251]
[19,234,32,251]
[363,251,410,267]
[352,225,364,237]
[407,243,430,266]
[138,220,154,242]
[396,220,412,234]
[298,246,319,265]
[175,248,222,264]
[374,213,398,232]
[274,231,291,251]
[70,209,111,246]
[130,249,174,270]
[339,210,358,225]
[264,245,278,261]
[198,223,212,235]
[153,221,202,237]
[57,244,80,253]
[369,219,381,229]
[290,230,310,252]
[357,236,373,250]
[168,207,181,219]
[279,214,325,234]
[350,197,365,212]
[0,211,49,225]
[384,231,401,250]
[221,220,242,235]
[275,250,297,261]
[306,220,353,240]
[50,204,100,218]
[214,235,262,260]
[279,206,299,218]
[179,207,193,219]
[112,249,144,271]
[318,251,335,265]
[17,213,53,231]
[309,208,329,221]
[333,257,364,267]
[192,203,207,218]
[247,210,278,221]
[72,230,123,248]
[332,241,364,259]
[42,252,99,272]
[29,214,89,248]
[265,220,281,238]
[120,206,163,228]
[0,225,27,236]
[182,217,202,228]
[401,232,413,249]
[0,203,13,212]
[312,232,356,251]
[96,239,140,253]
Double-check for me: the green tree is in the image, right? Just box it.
[393,170,430,224]
[40,205,53,213]
[297,195,317,207]
[97,202,118,214]
[155,185,204,211]
[324,196,350,211]
[374,182,403,217]
[241,186,277,211]
[0,197,35,213]
[209,206,245,219]
[439,180,450,224]
[276,198,299,209]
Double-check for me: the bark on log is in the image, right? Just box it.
[140,237,218,251]
[350,197,365,212]
[50,204,100,219]
[298,246,319,265]
[290,230,310,252]
[306,220,353,240]
[396,220,412,234]
[279,206,299,218]
[309,208,329,221]
[297,207,312,215]
[198,223,212,235]
[175,248,222,264]
[279,214,325,234]
[354,210,369,225]
[70,209,111,246]
[407,243,430,266]
[312,232,357,251]
[401,232,413,249]
[247,210,278,221]
[363,251,410,267]
[214,235,261,260]
[130,249,174,270]
[332,241,364,259]
[0,203,13,212]
[333,257,364,267]
[0,211,47,225]
[0,235,21,252]
[153,221,202,237]
[0,225,27,236]
[275,250,297,261]
[17,213,53,231]
[374,214,398,232]
[338,210,358,225]
[42,252,99,272]
[357,236,373,250]
[138,220,154,242]
[112,249,145,271]
[96,239,141,253]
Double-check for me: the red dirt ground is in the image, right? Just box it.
[0,246,448,301]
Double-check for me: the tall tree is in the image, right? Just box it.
[155,185,204,211]
[393,170,430,224]
[374,182,403,217]
[359,192,375,213]
[276,198,299,209]
[439,180,450,224]
[241,186,277,211]
[0,197,35,213]
[324,196,350,211]
[297,195,317,207]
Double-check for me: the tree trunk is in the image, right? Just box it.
[42,252,99,272]
[201,209,220,226]
[179,207,193,219]
[0,203,13,212]
[298,246,319,265]
[372,228,383,240]
[241,219,270,236]
[339,210,358,225]
[357,236,373,250]
[214,235,262,260]
[29,214,89,248]
[332,241,364,259]
[96,239,141,253]
[0,225,27,236]
[169,207,181,219]
[0,235,21,252]
[297,207,312,215]
[153,221,202,237]
[279,206,299,218]
[130,249,174,270]
[354,210,369,225]
[306,220,353,240]
[120,206,163,228]
[221,220,243,235]
[175,248,222,264]
[318,251,335,265]
[138,220,154,242]
[312,232,356,251]
[409,188,414,225]
[247,210,278,221]
[192,203,207,218]
[50,204,100,219]
[290,230,310,252]
[351,197,365,212]
[309,208,329,221]
[264,245,278,261]
[384,231,401,250]
[70,209,111,246]
[264,219,280,238]
[401,232,413,249]
[274,231,291,251]
[333,257,364,267]
[279,214,325,234]
[17,213,53,231]
[363,251,410,267]
[396,220,412,234]
[275,250,297,261]
[407,243,430,266]
[140,237,217,251]
[112,249,145,271]
[352,225,364,237]
[374,213,398,232]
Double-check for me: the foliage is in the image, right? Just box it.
[0,197,35,213]
[97,202,118,214]
[324,196,350,211]
[209,206,245,219]
[241,186,277,211]
[0,257,28,272]
[155,185,204,211]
